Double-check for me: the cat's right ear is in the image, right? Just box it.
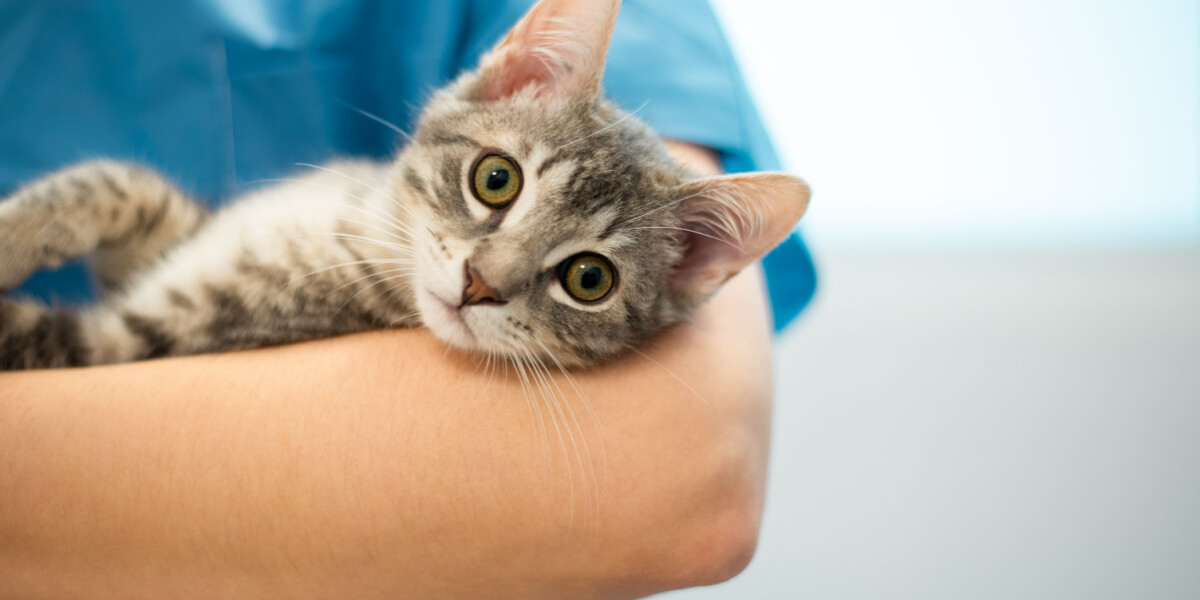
[468,0,621,102]
[668,173,811,303]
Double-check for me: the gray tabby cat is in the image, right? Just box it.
[0,0,809,371]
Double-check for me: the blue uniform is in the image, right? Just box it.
[0,0,815,330]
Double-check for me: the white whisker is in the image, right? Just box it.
[532,338,605,531]
[245,176,418,240]
[335,99,413,141]
[625,225,742,250]
[325,266,416,302]
[295,162,419,221]
[288,257,413,287]
[630,347,710,405]
[335,216,413,246]
[557,100,650,151]
[518,345,579,525]
[288,231,415,257]
[511,353,552,474]
[611,189,708,229]
[340,203,418,239]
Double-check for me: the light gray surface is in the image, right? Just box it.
[664,248,1200,599]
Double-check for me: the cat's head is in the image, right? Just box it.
[394,0,810,366]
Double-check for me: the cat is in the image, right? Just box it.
[0,0,810,371]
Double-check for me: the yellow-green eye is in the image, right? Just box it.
[471,153,522,209]
[559,253,615,303]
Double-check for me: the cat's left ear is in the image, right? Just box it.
[471,0,621,102]
[669,173,811,302]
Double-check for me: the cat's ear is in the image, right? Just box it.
[669,173,811,301]
[472,0,621,102]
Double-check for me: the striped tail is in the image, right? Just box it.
[0,297,91,370]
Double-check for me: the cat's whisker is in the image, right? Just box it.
[518,346,577,520]
[630,347,710,405]
[295,162,419,221]
[518,343,598,527]
[510,353,552,476]
[288,258,414,286]
[337,196,418,231]
[339,203,418,239]
[624,226,743,250]
[488,351,502,389]
[317,234,412,256]
[246,176,418,240]
[533,337,608,496]
[335,215,414,246]
[246,177,417,237]
[323,266,416,303]
[332,270,418,316]
[518,345,569,481]
[243,176,375,206]
[529,338,603,530]
[290,231,415,257]
[334,99,413,141]
[611,189,709,230]
[480,350,493,384]
[556,100,649,151]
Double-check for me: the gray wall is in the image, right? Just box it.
[663,250,1200,599]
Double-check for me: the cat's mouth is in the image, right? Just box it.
[423,290,477,343]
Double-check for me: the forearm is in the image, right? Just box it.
[0,265,772,599]
[0,140,772,599]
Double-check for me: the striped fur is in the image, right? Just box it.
[0,0,810,371]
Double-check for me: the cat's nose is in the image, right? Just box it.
[460,260,507,307]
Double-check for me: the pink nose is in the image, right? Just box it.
[460,261,506,307]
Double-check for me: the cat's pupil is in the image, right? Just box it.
[580,266,602,289]
[486,169,509,191]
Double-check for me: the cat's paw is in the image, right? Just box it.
[0,214,48,292]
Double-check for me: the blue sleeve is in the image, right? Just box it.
[456,1,817,330]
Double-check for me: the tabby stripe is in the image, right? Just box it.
[420,133,481,148]
[122,313,175,360]
[139,192,172,235]
[98,171,128,200]
[0,301,88,370]
[536,153,570,178]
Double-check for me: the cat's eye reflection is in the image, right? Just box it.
[470,153,522,209]
[559,253,615,303]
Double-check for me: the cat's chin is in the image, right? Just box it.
[416,289,481,351]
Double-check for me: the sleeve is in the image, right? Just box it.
[457,0,816,330]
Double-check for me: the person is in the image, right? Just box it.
[0,1,816,597]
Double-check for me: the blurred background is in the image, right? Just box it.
[665,1,1200,599]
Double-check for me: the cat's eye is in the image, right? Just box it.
[559,253,616,303]
[470,153,522,209]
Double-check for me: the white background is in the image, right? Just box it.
[665,2,1200,599]
[710,0,1199,249]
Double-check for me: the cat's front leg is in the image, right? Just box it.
[0,194,76,291]
[0,161,206,292]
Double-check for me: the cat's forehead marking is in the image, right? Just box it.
[539,207,628,270]
[421,133,482,149]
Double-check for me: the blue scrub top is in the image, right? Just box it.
[0,0,815,330]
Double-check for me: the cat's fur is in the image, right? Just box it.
[0,0,810,371]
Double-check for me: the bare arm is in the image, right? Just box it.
[0,143,775,599]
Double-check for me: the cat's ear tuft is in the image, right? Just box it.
[669,173,811,302]
[472,0,621,102]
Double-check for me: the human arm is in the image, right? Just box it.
[0,144,774,599]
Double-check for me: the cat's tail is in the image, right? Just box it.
[0,296,93,370]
